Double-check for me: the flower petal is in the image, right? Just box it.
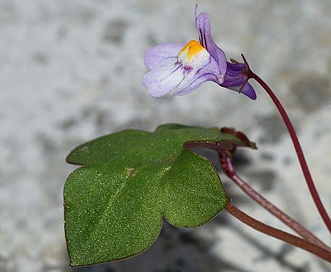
[172,59,220,97]
[144,43,184,70]
[143,60,184,97]
[195,10,227,83]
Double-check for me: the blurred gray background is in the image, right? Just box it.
[1,0,331,271]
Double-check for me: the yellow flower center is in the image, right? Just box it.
[177,40,209,71]
[178,40,205,62]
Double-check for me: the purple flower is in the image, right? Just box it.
[143,6,256,100]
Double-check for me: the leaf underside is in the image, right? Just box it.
[64,124,244,266]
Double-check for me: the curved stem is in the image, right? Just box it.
[220,156,331,251]
[246,65,331,233]
[225,203,331,263]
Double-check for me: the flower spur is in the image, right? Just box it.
[143,6,256,100]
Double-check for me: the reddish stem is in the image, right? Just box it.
[220,156,331,251]
[243,58,331,233]
[225,203,331,263]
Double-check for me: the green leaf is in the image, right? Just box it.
[64,124,242,266]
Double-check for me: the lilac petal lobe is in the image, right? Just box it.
[195,12,227,81]
[172,58,220,97]
[143,61,184,97]
[172,73,215,97]
[144,43,184,70]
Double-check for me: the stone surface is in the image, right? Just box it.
[1,0,331,271]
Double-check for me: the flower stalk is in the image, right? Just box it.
[225,203,331,263]
[242,55,331,233]
[220,156,331,251]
